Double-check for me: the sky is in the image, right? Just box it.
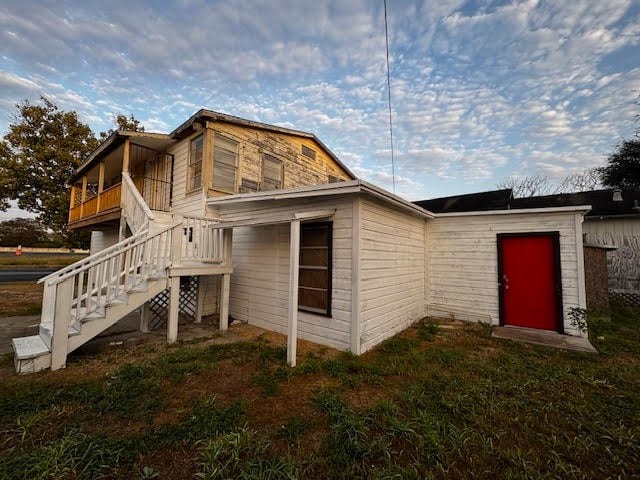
[1,0,639,221]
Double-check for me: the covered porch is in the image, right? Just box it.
[68,132,175,230]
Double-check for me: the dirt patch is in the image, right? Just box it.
[0,282,43,317]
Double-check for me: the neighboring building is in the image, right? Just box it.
[11,111,591,374]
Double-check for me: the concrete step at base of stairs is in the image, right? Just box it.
[12,335,51,374]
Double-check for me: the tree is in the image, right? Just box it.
[599,138,640,189]
[99,114,145,139]
[0,97,99,236]
[497,175,553,197]
[0,218,55,247]
[556,168,602,192]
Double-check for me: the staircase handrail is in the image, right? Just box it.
[122,171,155,231]
[41,223,177,287]
[38,230,148,285]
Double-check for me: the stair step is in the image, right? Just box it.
[127,281,149,293]
[71,306,106,321]
[12,335,50,360]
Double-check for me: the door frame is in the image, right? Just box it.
[496,231,564,333]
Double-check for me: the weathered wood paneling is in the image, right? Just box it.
[359,200,426,353]
[89,229,119,256]
[583,218,640,291]
[167,135,207,217]
[226,198,353,350]
[206,122,351,197]
[427,211,585,335]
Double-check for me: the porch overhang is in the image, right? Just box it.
[214,209,337,229]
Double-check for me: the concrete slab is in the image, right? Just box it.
[492,326,597,353]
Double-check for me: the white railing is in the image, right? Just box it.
[178,215,226,264]
[43,224,174,365]
[122,172,155,233]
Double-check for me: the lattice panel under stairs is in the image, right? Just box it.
[149,276,199,330]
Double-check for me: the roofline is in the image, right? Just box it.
[207,180,435,219]
[67,130,172,184]
[585,213,640,220]
[435,205,592,217]
[171,109,357,180]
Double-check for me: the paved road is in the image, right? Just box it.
[0,269,57,282]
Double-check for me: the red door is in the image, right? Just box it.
[498,234,562,331]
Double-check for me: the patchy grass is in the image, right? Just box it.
[0,281,43,316]
[0,254,86,268]
[0,305,639,479]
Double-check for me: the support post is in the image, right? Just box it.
[122,139,131,174]
[96,161,105,212]
[223,228,233,266]
[51,278,73,370]
[351,197,362,355]
[140,301,151,333]
[171,215,183,267]
[219,274,230,331]
[195,276,204,324]
[167,276,180,343]
[80,175,88,218]
[287,220,300,367]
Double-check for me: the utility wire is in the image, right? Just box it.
[384,0,396,193]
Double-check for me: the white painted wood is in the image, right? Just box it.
[121,172,154,233]
[167,276,180,343]
[50,277,73,370]
[350,197,361,354]
[288,220,300,366]
[140,301,151,332]
[89,229,119,256]
[426,210,586,336]
[220,273,230,331]
[195,278,205,323]
[575,214,587,315]
[359,199,426,353]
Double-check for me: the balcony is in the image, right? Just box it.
[67,133,174,230]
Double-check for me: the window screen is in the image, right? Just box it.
[262,153,283,190]
[298,222,332,315]
[213,134,238,192]
[188,134,203,191]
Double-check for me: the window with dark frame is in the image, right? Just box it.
[262,153,283,190]
[213,134,239,192]
[301,144,316,160]
[298,222,332,315]
[188,134,203,191]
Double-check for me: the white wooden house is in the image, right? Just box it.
[11,110,590,373]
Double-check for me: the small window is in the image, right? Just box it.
[328,175,341,183]
[213,134,238,192]
[188,134,203,191]
[301,144,316,160]
[262,154,283,190]
[299,222,332,315]
[240,178,260,193]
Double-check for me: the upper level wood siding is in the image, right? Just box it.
[196,120,352,198]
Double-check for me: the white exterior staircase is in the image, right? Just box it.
[12,173,229,374]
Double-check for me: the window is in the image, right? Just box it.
[299,222,332,315]
[262,154,283,190]
[188,134,203,191]
[213,134,239,192]
[301,144,316,160]
[240,178,259,193]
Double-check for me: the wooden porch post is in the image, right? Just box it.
[50,278,73,370]
[122,138,131,174]
[167,276,180,343]
[96,162,105,212]
[288,220,300,367]
[195,276,205,324]
[140,301,151,333]
[80,175,88,218]
[219,274,230,331]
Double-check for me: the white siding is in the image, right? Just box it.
[89,229,119,255]
[583,218,640,291]
[168,136,207,217]
[427,211,585,336]
[359,199,426,353]
[225,197,353,350]
[200,275,219,316]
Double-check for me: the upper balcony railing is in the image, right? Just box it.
[69,183,122,225]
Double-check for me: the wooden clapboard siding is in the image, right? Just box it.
[583,218,640,291]
[205,121,352,197]
[227,198,353,350]
[167,134,207,217]
[89,229,119,256]
[359,199,426,353]
[200,275,219,316]
[427,211,584,335]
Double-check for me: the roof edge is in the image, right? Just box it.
[435,205,592,217]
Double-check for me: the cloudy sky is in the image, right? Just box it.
[1,0,639,213]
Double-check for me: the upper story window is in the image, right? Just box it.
[262,154,283,190]
[301,144,316,160]
[188,134,203,191]
[213,134,239,193]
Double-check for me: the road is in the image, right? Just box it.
[0,269,57,282]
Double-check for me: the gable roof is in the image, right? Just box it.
[171,109,356,179]
[413,189,513,213]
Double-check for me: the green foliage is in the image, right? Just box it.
[0,218,56,247]
[600,138,640,189]
[0,97,98,235]
[99,113,145,139]
[196,428,299,480]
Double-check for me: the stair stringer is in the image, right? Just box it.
[67,277,168,353]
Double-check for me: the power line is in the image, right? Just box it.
[383,0,396,193]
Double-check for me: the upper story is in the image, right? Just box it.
[67,110,356,229]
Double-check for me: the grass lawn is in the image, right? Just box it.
[0,282,44,317]
[0,254,87,269]
[0,306,638,479]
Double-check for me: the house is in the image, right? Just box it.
[11,110,591,374]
